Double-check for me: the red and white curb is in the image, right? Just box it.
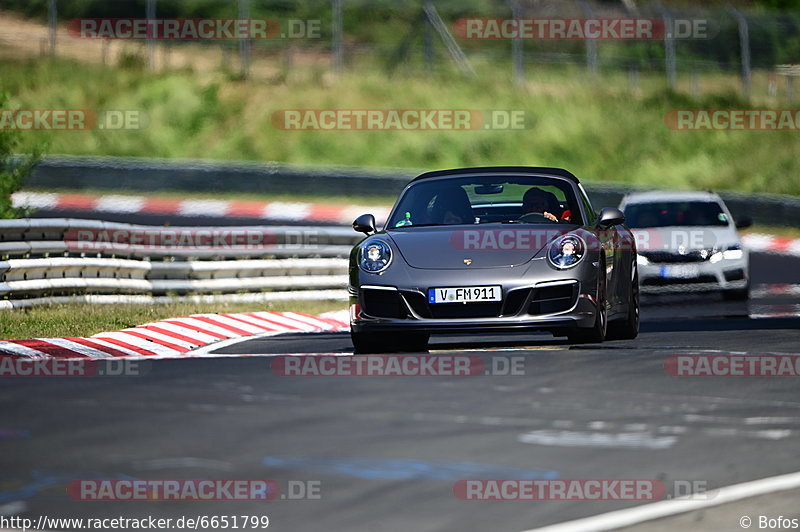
[752,284,800,298]
[11,191,389,226]
[741,233,800,257]
[0,310,350,360]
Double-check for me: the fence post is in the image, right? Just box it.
[332,0,344,74]
[238,0,251,79]
[658,5,677,90]
[628,63,639,92]
[511,0,524,84]
[579,1,598,77]
[424,0,434,72]
[48,0,57,57]
[146,0,156,70]
[727,5,751,100]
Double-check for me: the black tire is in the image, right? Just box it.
[568,262,607,344]
[606,265,640,340]
[396,332,430,352]
[351,331,382,354]
[351,331,429,354]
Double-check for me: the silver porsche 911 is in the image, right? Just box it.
[348,166,639,353]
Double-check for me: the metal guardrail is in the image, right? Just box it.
[23,155,416,197]
[0,219,359,304]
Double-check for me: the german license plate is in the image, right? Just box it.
[428,286,502,304]
[661,265,700,278]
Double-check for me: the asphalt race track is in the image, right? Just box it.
[2,253,799,532]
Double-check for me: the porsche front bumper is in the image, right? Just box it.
[349,278,599,334]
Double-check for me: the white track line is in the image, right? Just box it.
[524,470,800,532]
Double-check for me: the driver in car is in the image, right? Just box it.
[521,188,561,222]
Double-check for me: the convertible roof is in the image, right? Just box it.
[410,166,580,183]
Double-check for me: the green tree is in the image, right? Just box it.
[0,93,41,219]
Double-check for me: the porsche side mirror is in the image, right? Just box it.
[597,207,625,228]
[735,216,753,229]
[353,214,377,235]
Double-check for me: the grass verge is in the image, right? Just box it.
[4,56,800,196]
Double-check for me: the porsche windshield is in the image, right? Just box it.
[387,176,582,228]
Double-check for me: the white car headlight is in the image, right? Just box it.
[548,235,585,269]
[710,243,744,263]
[360,240,392,273]
[722,243,744,260]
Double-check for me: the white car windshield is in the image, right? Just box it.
[624,201,729,228]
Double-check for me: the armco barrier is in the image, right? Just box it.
[23,155,415,197]
[0,219,359,305]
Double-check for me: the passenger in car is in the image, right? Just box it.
[430,190,474,225]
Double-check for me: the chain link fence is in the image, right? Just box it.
[0,0,799,98]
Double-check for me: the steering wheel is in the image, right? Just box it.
[517,212,552,223]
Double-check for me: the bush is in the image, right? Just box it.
[0,93,41,219]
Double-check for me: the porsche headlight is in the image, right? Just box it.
[548,235,585,269]
[360,240,392,273]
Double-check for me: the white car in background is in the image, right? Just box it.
[619,191,751,300]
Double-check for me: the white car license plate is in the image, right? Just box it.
[428,286,502,304]
[661,265,700,279]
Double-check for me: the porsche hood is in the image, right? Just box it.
[386,226,572,269]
